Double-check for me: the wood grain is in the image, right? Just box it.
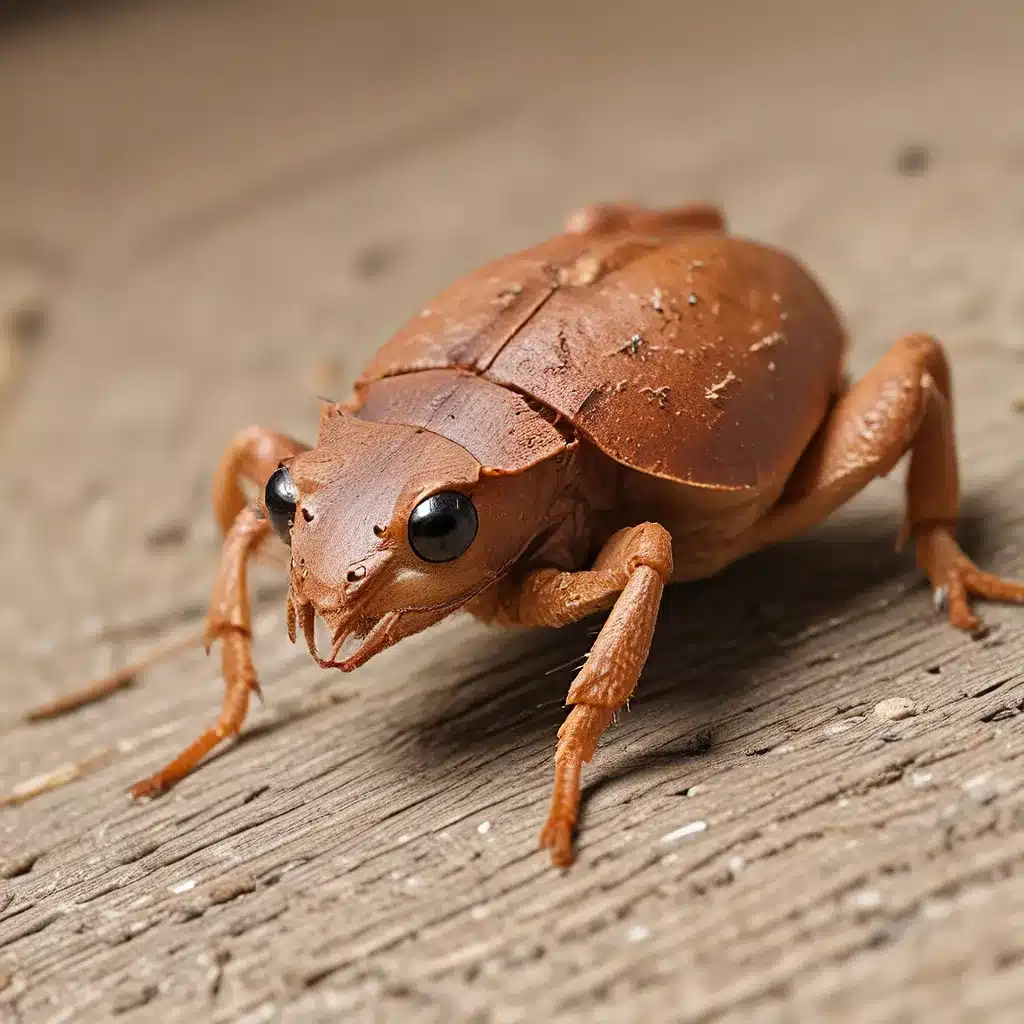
[2,1,1023,1021]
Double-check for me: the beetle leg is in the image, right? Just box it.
[754,332,1024,631]
[212,424,309,536]
[564,201,726,237]
[124,427,312,794]
[128,503,269,798]
[478,523,673,867]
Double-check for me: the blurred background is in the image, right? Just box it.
[2,2,1024,1021]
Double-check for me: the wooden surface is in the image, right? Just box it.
[2,2,1024,1021]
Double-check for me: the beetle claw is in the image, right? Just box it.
[539,817,575,868]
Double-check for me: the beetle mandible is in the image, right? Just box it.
[40,200,1024,866]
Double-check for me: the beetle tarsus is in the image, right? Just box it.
[916,525,1024,633]
[539,756,583,867]
[128,627,256,798]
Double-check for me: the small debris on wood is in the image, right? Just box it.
[111,982,158,1015]
[849,888,883,911]
[198,948,232,997]
[145,519,190,550]
[477,820,492,835]
[874,696,917,721]
[705,370,737,400]
[825,719,857,735]
[641,385,671,407]
[750,331,784,353]
[0,269,48,408]
[111,838,160,866]
[351,239,400,279]
[208,873,257,906]
[688,293,698,306]
[614,379,629,393]
[896,143,931,176]
[651,287,664,312]
[0,852,38,879]
[1,272,48,346]
[98,918,156,946]
[660,820,708,843]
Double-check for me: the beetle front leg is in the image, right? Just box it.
[478,523,673,866]
[129,504,269,798]
[25,426,308,723]
[212,424,308,535]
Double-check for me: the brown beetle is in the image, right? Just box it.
[39,200,1024,866]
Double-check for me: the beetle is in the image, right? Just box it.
[39,200,1024,866]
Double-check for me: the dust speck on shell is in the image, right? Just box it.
[641,385,670,408]
[558,252,602,287]
[705,370,737,400]
[750,331,784,353]
[495,283,524,308]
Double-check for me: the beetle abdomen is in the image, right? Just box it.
[484,235,846,490]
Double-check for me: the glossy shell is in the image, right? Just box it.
[355,222,847,491]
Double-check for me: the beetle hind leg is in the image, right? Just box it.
[755,332,1024,631]
[564,201,726,238]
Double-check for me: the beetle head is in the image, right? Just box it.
[268,407,572,671]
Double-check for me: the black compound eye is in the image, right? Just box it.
[408,491,478,563]
[264,466,298,544]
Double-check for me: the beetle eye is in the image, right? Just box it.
[408,491,478,563]
[264,466,299,544]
